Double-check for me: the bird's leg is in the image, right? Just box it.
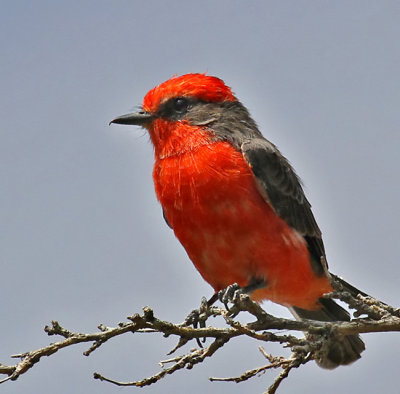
[243,277,267,293]
[207,292,219,307]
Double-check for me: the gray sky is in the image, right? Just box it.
[1,1,399,393]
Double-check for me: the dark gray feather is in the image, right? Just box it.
[187,101,328,275]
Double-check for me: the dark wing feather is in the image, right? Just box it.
[163,209,172,229]
[241,138,328,276]
[181,99,327,275]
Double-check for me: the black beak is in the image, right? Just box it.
[109,110,154,126]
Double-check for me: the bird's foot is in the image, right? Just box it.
[218,278,267,315]
[184,296,208,328]
[218,283,243,316]
[184,295,217,347]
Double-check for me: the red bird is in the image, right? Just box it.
[111,73,365,368]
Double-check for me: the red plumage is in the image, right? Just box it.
[143,74,236,114]
[111,73,365,368]
[152,131,332,309]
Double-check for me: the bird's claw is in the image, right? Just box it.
[184,296,208,327]
[184,296,212,347]
[218,283,243,316]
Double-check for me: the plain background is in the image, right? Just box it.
[1,1,399,393]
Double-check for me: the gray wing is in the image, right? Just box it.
[241,138,328,276]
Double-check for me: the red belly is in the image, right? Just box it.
[153,141,332,309]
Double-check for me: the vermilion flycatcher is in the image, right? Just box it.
[111,73,365,368]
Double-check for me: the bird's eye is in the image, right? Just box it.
[173,97,189,113]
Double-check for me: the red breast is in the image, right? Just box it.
[152,124,332,309]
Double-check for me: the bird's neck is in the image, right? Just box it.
[148,119,214,159]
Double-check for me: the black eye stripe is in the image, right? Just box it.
[157,96,196,119]
[173,97,189,112]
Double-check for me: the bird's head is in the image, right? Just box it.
[111,73,259,158]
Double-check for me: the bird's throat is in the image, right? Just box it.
[149,119,214,160]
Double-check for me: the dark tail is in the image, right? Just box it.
[291,298,365,369]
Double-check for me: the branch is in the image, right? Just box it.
[0,277,399,393]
